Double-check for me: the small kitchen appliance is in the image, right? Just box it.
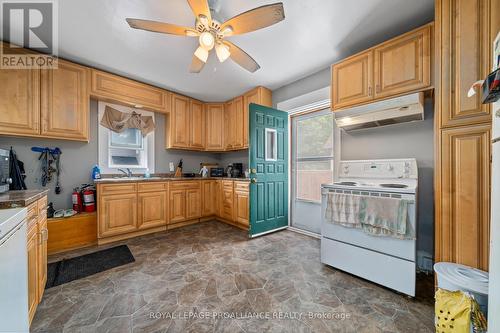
[210,167,225,177]
[231,163,244,178]
[0,149,11,193]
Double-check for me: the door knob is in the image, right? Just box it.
[251,178,257,183]
[251,168,257,174]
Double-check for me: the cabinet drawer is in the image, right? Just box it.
[37,195,47,217]
[170,181,201,190]
[138,182,168,193]
[222,180,234,190]
[234,181,249,193]
[99,183,137,195]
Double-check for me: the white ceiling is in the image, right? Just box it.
[56,0,434,101]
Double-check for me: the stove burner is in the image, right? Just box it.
[379,184,408,189]
[334,182,358,186]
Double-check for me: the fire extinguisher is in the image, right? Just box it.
[82,184,96,213]
[72,187,83,213]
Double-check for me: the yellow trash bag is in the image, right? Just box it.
[435,288,487,333]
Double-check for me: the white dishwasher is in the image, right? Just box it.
[0,208,29,333]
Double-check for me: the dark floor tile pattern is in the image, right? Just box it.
[32,221,434,333]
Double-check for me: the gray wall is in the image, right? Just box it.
[0,99,220,209]
[273,75,435,266]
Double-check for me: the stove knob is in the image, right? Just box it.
[343,166,349,174]
[387,165,394,172]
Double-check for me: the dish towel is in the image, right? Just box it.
[358,195,414,239]
[324,193,363,228]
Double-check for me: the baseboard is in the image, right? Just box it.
[215,217,249,231]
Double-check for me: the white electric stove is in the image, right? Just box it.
[321,159,418,296]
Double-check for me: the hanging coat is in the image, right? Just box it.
[9,147,27,190]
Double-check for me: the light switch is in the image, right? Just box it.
[169,162,175,172]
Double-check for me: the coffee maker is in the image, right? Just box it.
[231,163,243,178]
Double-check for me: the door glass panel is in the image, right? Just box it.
[291,110,335,234]
[265,128,277,161]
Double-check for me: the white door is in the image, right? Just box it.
[290,109,335,234]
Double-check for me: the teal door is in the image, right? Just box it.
[249,103,288,237]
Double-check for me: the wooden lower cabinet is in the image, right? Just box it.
[37,216,48,302]
[186,188,202,219]
[27,228,38,323]
[98,193,138,238]
[202,180,217,216]
[138,191,167,229]
[436,124,491,270]
[221,181,234,221]
[26,195,48,325]
[169,189,187,223]
[233,182,249,226]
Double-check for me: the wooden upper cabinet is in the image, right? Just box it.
[189,100,205,149]
[0,68,40,136]
[168,94,190,149]
[243,87,272,147]
[437,124,491,270]
[374,25,431,99]
[98,193,137,238]
[331,23,432,110]
[233,96,244,149]
[224,101,235,149]
[331,51,373,110]
[91,69,167,112]
[138,191,167,230]
[41,60,90,141]
[205,103,225,151]
[437,0,491,127]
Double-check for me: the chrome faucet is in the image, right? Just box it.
[117,168,132,177]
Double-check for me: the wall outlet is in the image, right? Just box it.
[169,162,175,172]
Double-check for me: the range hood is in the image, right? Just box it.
[335,92,424,131]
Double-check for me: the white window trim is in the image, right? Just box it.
[98,101,155,174]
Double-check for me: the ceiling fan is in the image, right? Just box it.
[126,0,285,73]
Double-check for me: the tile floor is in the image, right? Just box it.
[32,221,434,333]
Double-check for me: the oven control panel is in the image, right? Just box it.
[339,159,418,179]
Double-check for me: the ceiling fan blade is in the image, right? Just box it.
[187,0,211,21]
[126,18,195,36]
[189,54,206,73]
[223,41,260,73]
[220,2,284,35]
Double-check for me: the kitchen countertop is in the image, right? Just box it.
[0,189,49,209]
[94,176,250,184]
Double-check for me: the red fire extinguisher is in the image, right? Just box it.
[82,185,95,213]
[72,187,83,213]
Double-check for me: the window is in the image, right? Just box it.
[98,102,155,174]
[293,110,334,202]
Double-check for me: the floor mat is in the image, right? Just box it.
[45,245,135,288]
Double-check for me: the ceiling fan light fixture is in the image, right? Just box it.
[194,46,209,63]
[199,31,215,50]
[215,43,230,63]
